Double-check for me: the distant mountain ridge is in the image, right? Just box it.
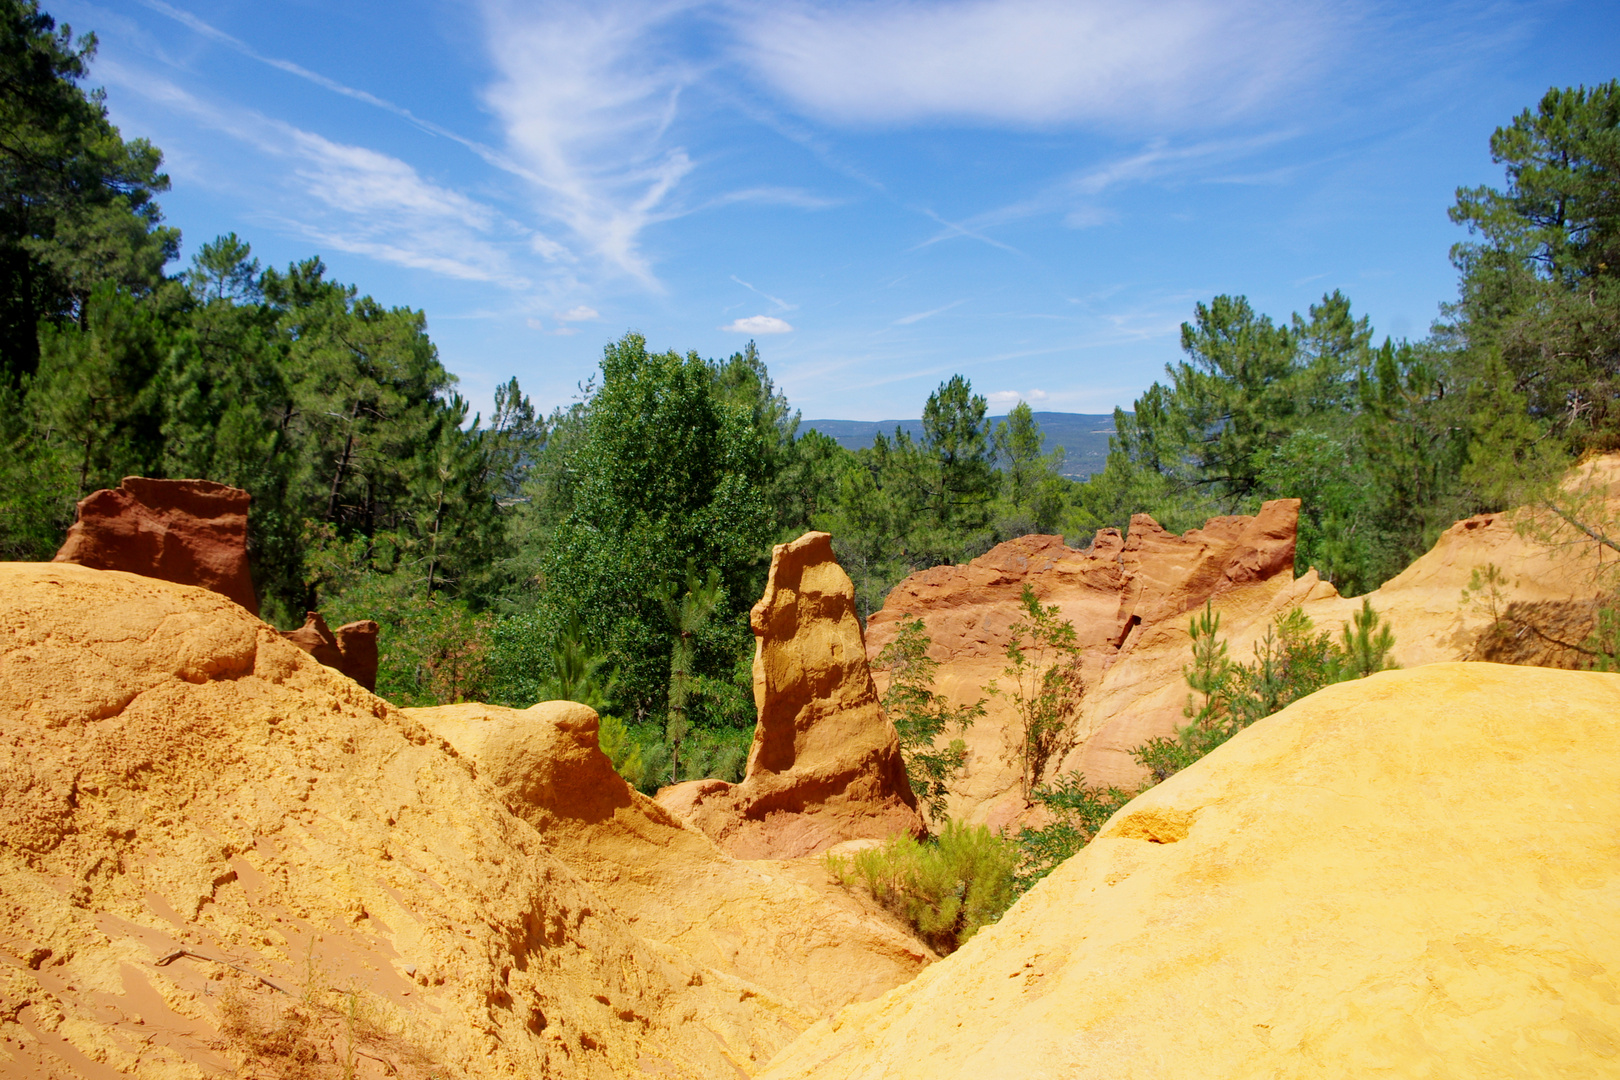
[800,412,1119,479]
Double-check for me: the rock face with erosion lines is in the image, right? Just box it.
[280,610,380,691]
[411,700,933,1021]
[864,500,1301,820]
[52,476,258,614]
[658,531,926,859]
[0,562,847,1078]
[760,663,1620,1080]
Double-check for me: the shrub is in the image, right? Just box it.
[826,820,1020,954]
[998,585,1085,797]
[1014,774,1135,889]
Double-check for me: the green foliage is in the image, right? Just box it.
[1013,774,1134,888]
[1135,601,1397,784]
[999,585,1085,797]
[658,565,726,783]
[992,401,1070,538]
[873,616,984,827]
[825,820,1020,954]
[0,0,178,381]
[533,617,618,712]
[1448,81,1620,453]
[1583,603,1620,673]
[596,713,649,790]
[810,376,1018,616]
[539,333,772,720]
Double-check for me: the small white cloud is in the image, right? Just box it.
[526,317,544,330]
[987,389,1049,407]
[721,315,794,334]
[550,326,581,336]
[558,305,600,321]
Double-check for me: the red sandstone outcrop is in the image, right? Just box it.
[52,476,258,614]
[280,610,381,691]
[657,532,926,859]
[864,500,1301,823]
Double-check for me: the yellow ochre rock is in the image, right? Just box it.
[759,663,1620,1080]
[0,562,816,1079]
[658,531,926,859]
[409,699,934,1022]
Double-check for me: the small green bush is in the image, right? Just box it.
[826,820,1020,954]
[1014,774,1135,889]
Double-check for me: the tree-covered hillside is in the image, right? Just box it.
[2,0,1614,787]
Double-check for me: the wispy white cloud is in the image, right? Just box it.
[722,314,794,334]
[96,59,528,288]
[479,1,703,289]
[731,0,1343,129]
[893,300,964,326]
[915,132,1296,247]
[558,305,601,321]
[706,186,843,210]
[731,274,796,311]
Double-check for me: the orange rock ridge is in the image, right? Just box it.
[865,499,1302,822]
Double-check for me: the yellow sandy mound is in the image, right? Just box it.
[409,700,933,1021]
[760,663,1620,1080]
[0,563,817,1079]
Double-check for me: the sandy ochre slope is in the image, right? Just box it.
[0,561,920,1079]
[406,700,933,1021]
[759,662,1620,1080]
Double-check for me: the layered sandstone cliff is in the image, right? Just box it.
[760,663,1620,1080]
[658,532,926,858]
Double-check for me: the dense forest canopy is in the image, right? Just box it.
[2,0,1614,786]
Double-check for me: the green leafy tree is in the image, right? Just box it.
[916,374,996,561]
[873,616,984,827]
[999,584,1085,798]
[992,402,1069,536]
[29,283,168,494]
[658,565,725,783]
[0,0,177,381]
[1448,81,1620,452]
[542,333,772,718]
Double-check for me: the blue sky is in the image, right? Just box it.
[54,0,1620,421]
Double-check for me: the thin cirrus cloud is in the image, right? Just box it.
[95,56,530,289]
[479,0,702,290]
[730,0,1343,128]
[722,315,795,334]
